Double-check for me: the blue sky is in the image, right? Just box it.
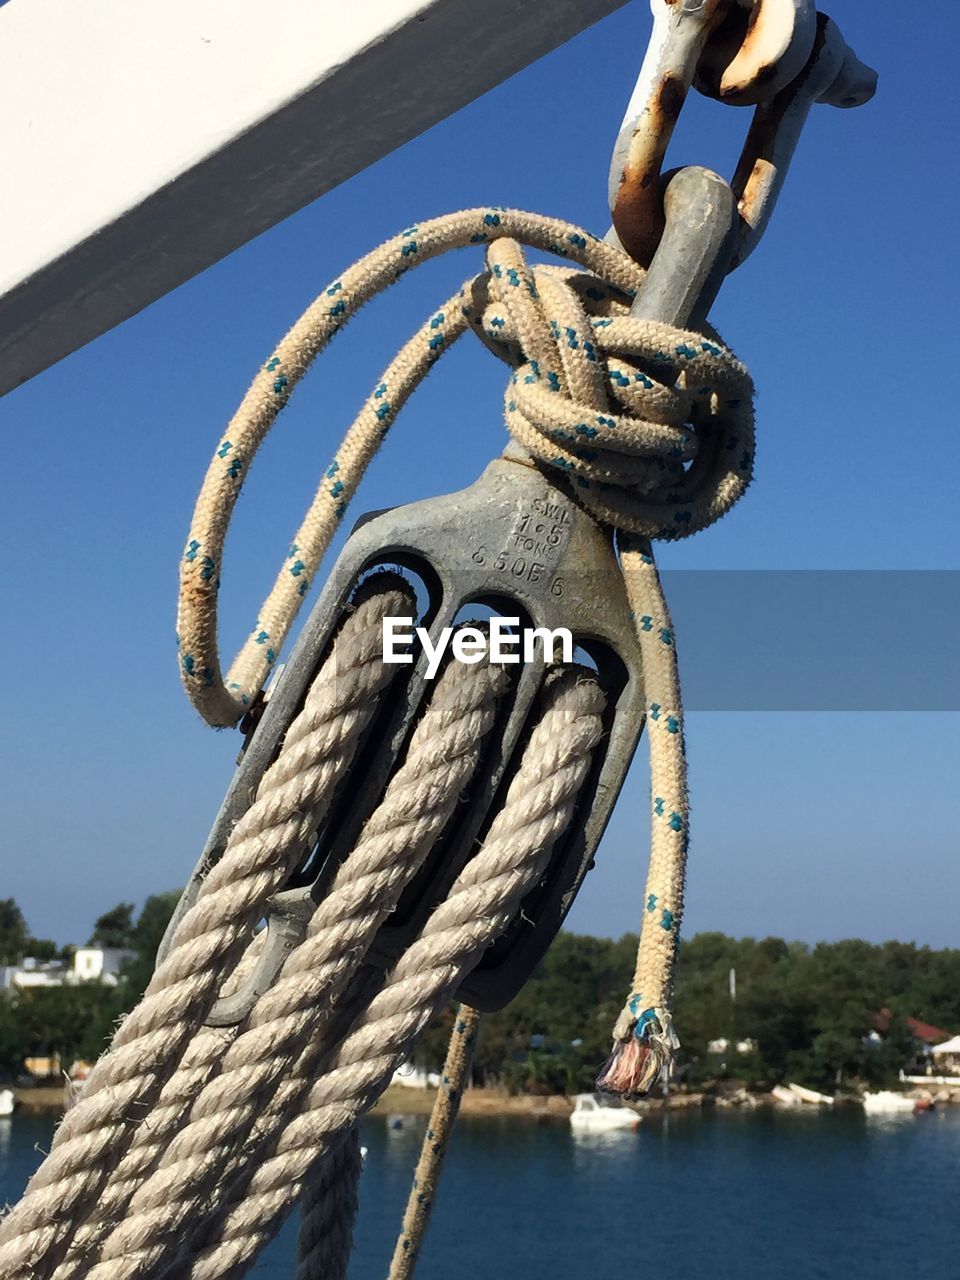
[1,0,957,950]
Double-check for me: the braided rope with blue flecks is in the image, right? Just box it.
[177,206,754,1096]
[385,1004,480,1280]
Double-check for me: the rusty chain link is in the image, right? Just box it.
[609,0,877,268]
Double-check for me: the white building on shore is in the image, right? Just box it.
[390,1062,441,1090]
[0,947,134,993]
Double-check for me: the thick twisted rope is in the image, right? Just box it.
[0,581,414,1280]
[56,1020,245,1280]
[295,1130,362,1280]
[168,669,605,1280]
[82,651,511,1280]
[52,1027,237,1280]
[25,663,600,1280]
[55,931,270,1280]
[20,606,593,1280]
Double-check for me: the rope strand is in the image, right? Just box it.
[84,651,512,1280]
[387,1005,481,1279]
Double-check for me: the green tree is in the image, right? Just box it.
[12,983,117,1074]
[866,1010,915,1087]
[0,998,22,1077]
[89,903,135,949]
[24,938,59,963]
[0,898,28,965]
[3,903,953,1095]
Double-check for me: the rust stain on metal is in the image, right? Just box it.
[738,158,772,218]
[658,74,684,120]
[722,59,777,97]
[695,4,767,102]
[611,71,691,266]
[612,162,665,268]
[713,0,813,102]
[729,75,796,267]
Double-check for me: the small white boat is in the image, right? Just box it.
[772,1082,834,1107]
[862,1090,917,1115]
[569,1093,639,1132]
[787,1082,834,1106]
[0,1089,15,1117]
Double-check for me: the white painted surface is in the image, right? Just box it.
[72,946,133,982]
[0,0,626,395]
[0,0,424,295]
[0,964,65,990]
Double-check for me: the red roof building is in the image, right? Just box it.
[873,1007,951,1045]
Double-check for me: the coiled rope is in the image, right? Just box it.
[1,207,754,1280]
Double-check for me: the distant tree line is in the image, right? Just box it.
[1,895,957,1094]
[419,932,959,1094]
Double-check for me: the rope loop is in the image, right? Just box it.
[176,208,753,730]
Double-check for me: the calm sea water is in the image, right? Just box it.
[2,1105,957,1278]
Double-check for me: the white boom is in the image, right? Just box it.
[0,0,627,397]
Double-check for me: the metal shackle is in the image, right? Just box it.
[608,0,877,268]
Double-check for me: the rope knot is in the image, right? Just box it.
[462,236,755,542]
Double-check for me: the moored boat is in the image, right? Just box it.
[862,1090,918,1114]
[787,1082,834,1105]
[772,1082,834,1107]
[569,1093,639,1132]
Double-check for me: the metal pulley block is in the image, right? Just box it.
[164,454,645,1019]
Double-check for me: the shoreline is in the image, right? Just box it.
[12,1081,960,1119]
[8,1083,702,1118]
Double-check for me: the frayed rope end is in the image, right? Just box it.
[596,1004,679,1099]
